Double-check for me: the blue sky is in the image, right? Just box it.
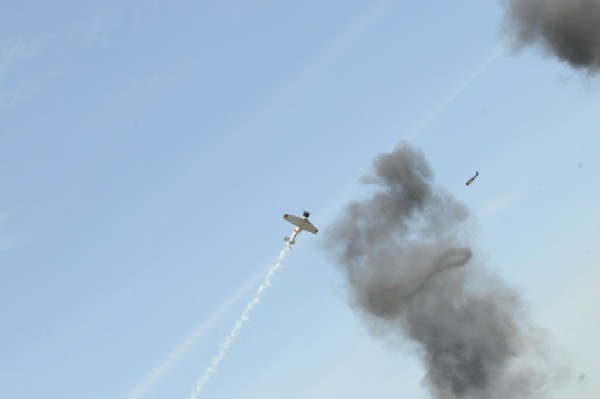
[1,1,599,398]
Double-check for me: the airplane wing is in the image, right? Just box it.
[283,214,318,234]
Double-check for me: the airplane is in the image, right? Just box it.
[465,171,479,186]
[283,210,318,247]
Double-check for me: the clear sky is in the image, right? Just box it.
[1,1,599,398]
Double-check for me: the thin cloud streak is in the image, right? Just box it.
[0,213,15,253]
[0,38,35,110]
[406,46,502,141]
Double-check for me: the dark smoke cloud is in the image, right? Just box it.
[323,143,548,398]
[502,0,600,73]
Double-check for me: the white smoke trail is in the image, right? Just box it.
[189,247,290,398]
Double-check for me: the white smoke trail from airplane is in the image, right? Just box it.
[124,271,263,399]
[189,247,290,398]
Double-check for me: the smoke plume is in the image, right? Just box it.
[324,143,547,398]
[502,0,600,73]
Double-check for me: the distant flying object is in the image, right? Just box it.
[283,210,318,247]
[465,171,479,186]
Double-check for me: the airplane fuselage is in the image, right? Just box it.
[283,213,318,247]
[285,226,301,246]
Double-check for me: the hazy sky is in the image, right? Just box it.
[1,1,599,398]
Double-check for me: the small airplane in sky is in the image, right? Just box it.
[283,210,318,247]
[465,171,479,186]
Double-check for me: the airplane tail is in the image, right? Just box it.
[283,236,295,246]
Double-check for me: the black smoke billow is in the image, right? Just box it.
[324,143,547,398]
[502,0,600,73]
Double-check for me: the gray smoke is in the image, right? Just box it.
[502,0,600,73]
[324,143,547,398]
